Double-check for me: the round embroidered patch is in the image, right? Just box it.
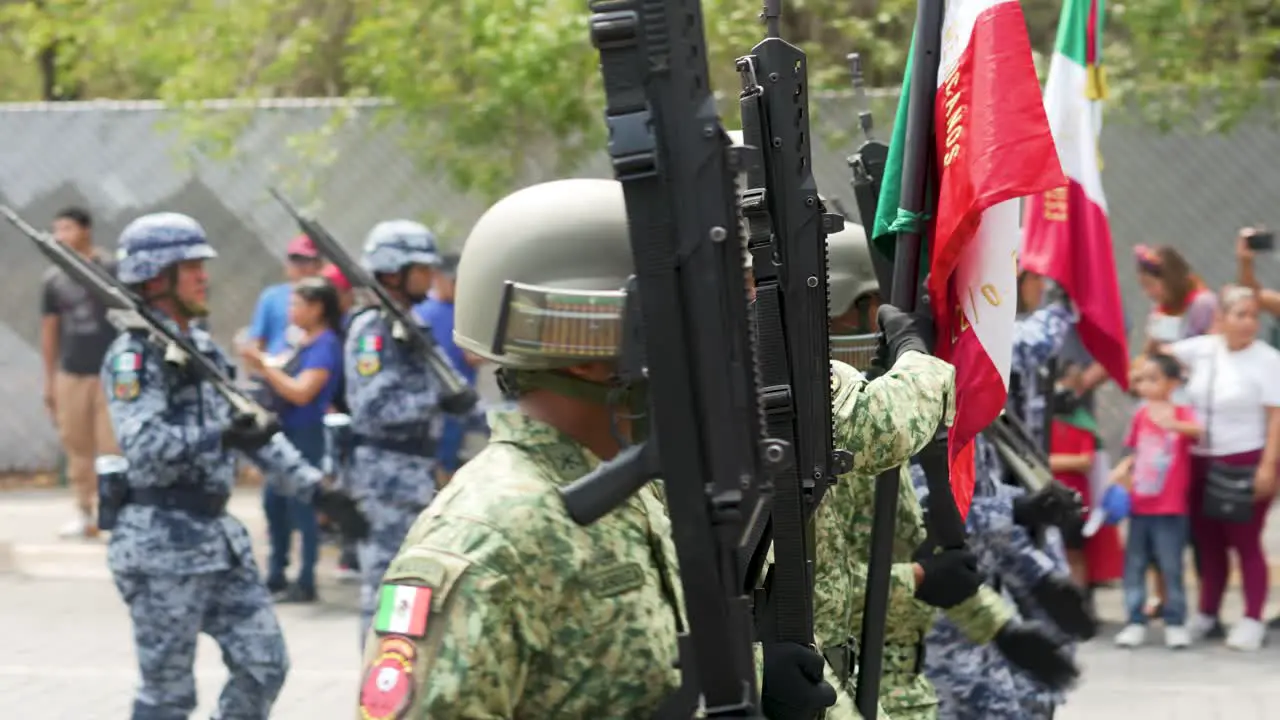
[359,642,415,720]
[356,353,381,377]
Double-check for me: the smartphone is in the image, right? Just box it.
[1247,230,1274,252]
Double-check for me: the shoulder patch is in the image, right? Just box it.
[373,584,433,638]
[359,634,417,720]
[110,351,144,402]
[356,334,384,377]
[586,562,645,598]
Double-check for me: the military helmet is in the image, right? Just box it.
[361,220,441,274]
[827,223,877,317]
[116,212,216,284]
[454,179,633,370]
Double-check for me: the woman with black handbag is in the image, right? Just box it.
[1167,285,1280,651]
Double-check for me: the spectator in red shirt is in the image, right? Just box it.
[1110,353,1202,649]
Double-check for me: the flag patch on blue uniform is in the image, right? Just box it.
[356,335,383,377]
[111,352,143,401]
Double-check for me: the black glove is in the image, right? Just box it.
[877,303,935,365]
[912,546,983,609]
[1029,575,1097,640]
[993,621,1080,690]
[761,642,837,720]
[1012,484,1083,532]
[220,412,281,453]
[314,488,370,541]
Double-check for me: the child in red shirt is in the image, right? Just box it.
[1050,406,1124,590]
[1111,353,1202,648]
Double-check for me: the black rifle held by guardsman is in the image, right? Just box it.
[845,52,894,295]
[2,205,275,427]
[737,0,852,659]
[558,0,772,714]
[1,204,371,540]
[268,188,477,416]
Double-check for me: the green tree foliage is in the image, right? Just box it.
[0,0,1276,197]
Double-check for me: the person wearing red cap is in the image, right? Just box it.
[246,235,324,355]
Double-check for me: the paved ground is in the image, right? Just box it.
[2,489,1279,718]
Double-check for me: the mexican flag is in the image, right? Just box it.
[1021,0,1129,390]
[873,0,1065,518]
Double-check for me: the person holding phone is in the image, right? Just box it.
[1236,226,1280,317]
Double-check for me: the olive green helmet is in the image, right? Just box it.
[454,179,633,370]
[827,223,877,317]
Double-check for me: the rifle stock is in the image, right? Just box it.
[266,188,477,416]
[1,205,270,424]
[557,0,771,713]
[736,0,852,650]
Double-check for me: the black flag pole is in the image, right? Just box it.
[853,0,951,716]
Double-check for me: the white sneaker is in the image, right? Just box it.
[1114,624,1147,647]
[58,515,98,539]
[1226,618,1266,652]
[1187,613,1218,641]
[1165,625,1191,649]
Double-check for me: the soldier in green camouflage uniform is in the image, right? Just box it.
[813,226,1077,720]
[358,178,839,719]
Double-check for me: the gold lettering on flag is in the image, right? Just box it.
[941,70,966,168]
[1043,187,1068,222]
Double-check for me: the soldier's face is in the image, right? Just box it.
[404,265,435,300]
[173,259,209,308]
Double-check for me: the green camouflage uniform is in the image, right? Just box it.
[360,409,683,718]
[814,352,1014,720]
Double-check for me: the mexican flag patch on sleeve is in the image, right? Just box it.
[373,584,432,638]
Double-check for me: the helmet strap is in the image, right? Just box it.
[496,368,648,442]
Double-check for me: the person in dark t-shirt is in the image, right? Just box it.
[39,207,120,539]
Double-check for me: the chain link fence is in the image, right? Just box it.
[0,93,1277,472]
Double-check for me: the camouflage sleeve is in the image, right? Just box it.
[813,495,855,653]
[1011,304,1074,372]
[102,339,221,478]
[345,313,440,431]
[832,354,955,477]
[969,493,1056,595]
[940,585,1014,645]
[845,466,933,641]
[361,545,528,718]
[241,434,322,500]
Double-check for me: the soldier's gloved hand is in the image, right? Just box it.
[912,546,983,609]
[760,642,837,720]
[877,304,936,365]
[314,488,370,541]
[1012,483,1083,532]
[993,621,1080,690]
[1030,575,1097,640]
[220,412,281,453]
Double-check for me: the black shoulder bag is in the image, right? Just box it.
[1200,346,1257,524]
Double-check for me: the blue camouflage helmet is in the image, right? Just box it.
[115,212,217,284]
[361,220,441,274]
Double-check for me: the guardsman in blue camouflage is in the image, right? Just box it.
[1008,271,1076,448]
[101,212,324,720]
[914,438,1093,720]
[343,220,444,640]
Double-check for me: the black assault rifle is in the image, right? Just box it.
[267,188,477,416]
[557,0,771,713]
[736,0,852,659]
[0,205,275,428]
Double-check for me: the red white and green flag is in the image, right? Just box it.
[873,0,1065,518]
[373,584,433,637]
[1021,0,1129,389]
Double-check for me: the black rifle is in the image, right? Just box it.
[736,0,852,657]
[845,52,894,295]
[853,3,969,716]
[1,205,274,427]
[557,0,770,713]
[267,188,477,416]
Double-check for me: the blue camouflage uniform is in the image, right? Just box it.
[343,220,445,640]
[917,302,1076,719]
[102,213,322,720]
